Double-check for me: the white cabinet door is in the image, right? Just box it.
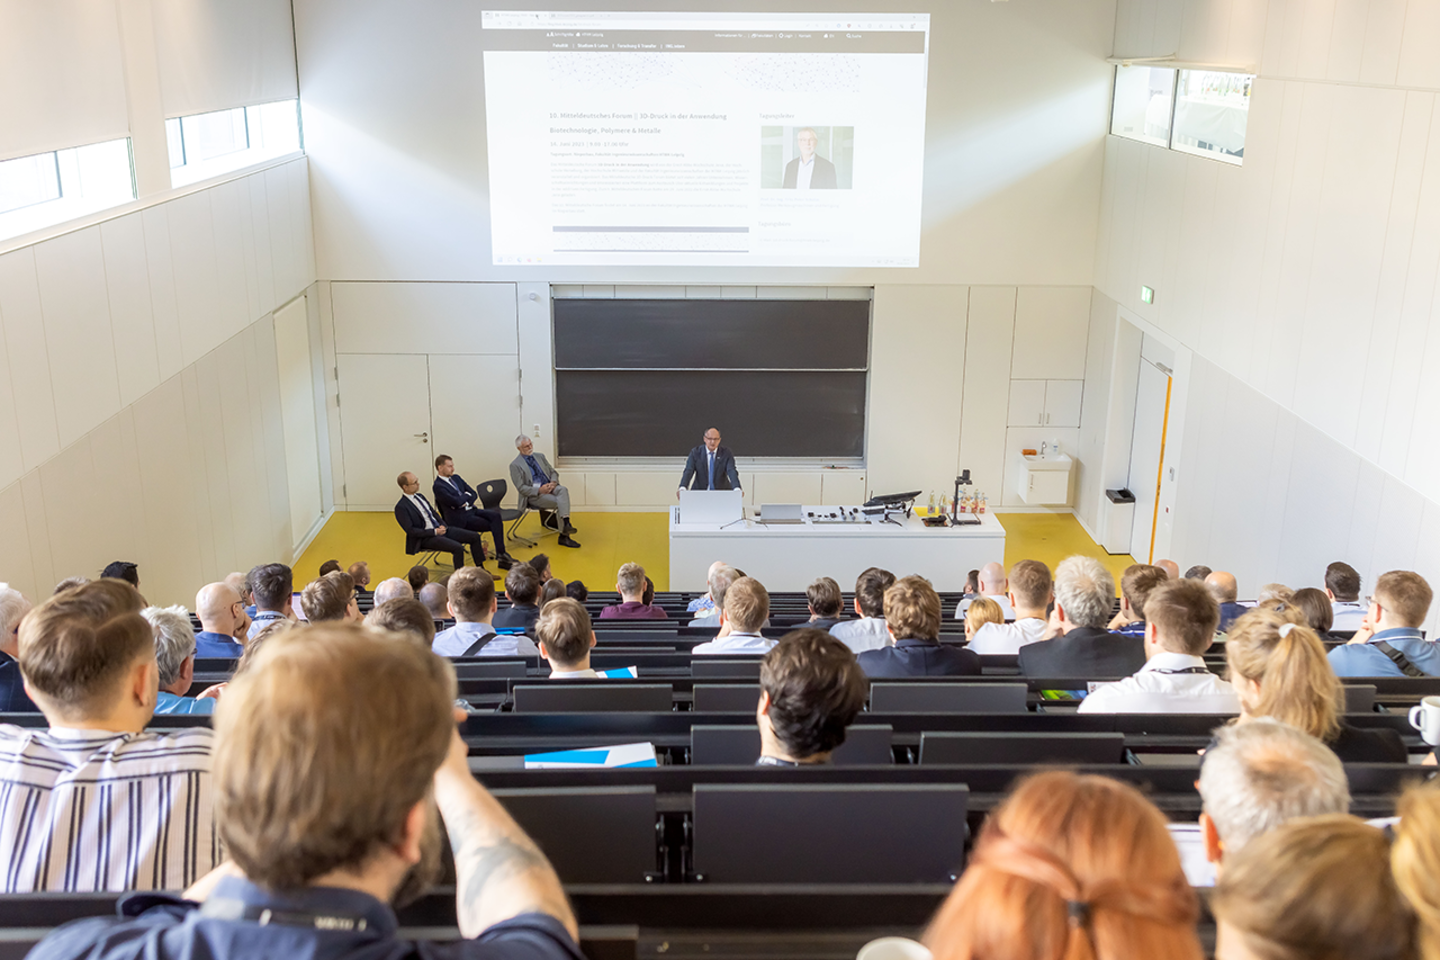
[1021,468,1070,505]
[1043,380,1084,427]
[428,354,521,491]
[336,354,433,509]
[1007,380,1047,427]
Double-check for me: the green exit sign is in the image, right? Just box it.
[1140,285,1155,304]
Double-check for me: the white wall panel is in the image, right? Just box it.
[168,191,225,366]
[100,217,163,406]
[0,482,36,600]
[131,375,208,604]
[1011,286,1090,379]
[0,304,24,490]
[141,206,185,380]
[332,282,519,355]
[0,249,61,470]
[959,287,1017,497]
[151,0,298,118]
[210,179,254,346]
[1398,0,1440,89]
[428,354,523,489]
[751,473,824,506]
[1360,0,1407,85]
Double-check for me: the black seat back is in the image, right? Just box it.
[1343,684,1377,713]
[693,684,761,712]
[453,660,528,678]
[491,786,657,881]
[919,731,1126,764]
[691,724,894,766]
[692,659,764,680]
[512,682,673,713]
[870,682,1028,713]
[476,478,508,510]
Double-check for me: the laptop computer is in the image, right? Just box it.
[678,489,744,524]
[758,503,805,524]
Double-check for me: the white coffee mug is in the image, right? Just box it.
[1408,695,1440,747]
[856,938,933,960]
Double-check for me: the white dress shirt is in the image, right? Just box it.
[1330,600,1367,632]
[432,621,497,657]
[956,594,1016,620]
[1076,652,1241,714]
[966,618,1046,655]
[407,492,441,528]
[550,667,600,679]
[691,633,776,655]
[796,155,815,189]
[829,617,892,654]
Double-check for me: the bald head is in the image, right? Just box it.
[374,578,414,605]
[1156,559,1180,579]
[978,563,1006,595]
[418,582,448,619]
[196,582,242,634]
[1206,571,1239,603]
[348,561,371,588]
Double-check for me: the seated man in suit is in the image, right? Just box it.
[1328,570,1439,677]
[830,567,897,654]
[781,128,838,189]
[756,628,867,766]
[1019,556,1145,678]
[692,577,777,655]
[0,584,37,711]
[967,559,1051,655]
[1324,560,1367,632]
[194,581,249,658]
[394,471,489,570]
[1078,578,1239,714]
[432,454,516,569]
[678,428,741,496]
[536,598,599,679]
[1206,570,1248,632]
[796,576,845,631]
[510,437,580,548]
[858,576,981,678]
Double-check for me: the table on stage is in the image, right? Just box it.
[667,507,1007,592]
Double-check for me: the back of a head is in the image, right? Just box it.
[1212,815,1412,960]
[760,628,867,759]
[642,577,655,606]
[1324,561,1361,601]
[965,597,1004,634]
[347,561,370,584]
[0,584,33,639]
[1393,783,1440,960]
[1376,569,1433,628]
[806,577,843,618]
[708,564,741,609]
[540,578,567,608]
[101,561,139,588]
[854,567,897,619]
[978,562,1006,594]
[318,559,341,577]
[1257,583,1294,604]
[418,582,448,619]
[18,581,151,719]
[1146,578,1220,654]
[1198,718,1349,855]
[1184,565,1212,581]
[1224,610,1342,741]
[52,576,91,596]
[529,554,551,579]
[141,604,198,688]
[365,598,437,647]
[1120,564,1168,619]
[449,566,497,620]
[301,572,354,623]
[1289,587,1334,634]
[1205,571,1239,603]
[224,571,252,605]
[504,562,542,605]
[212,624,456,889]
[723,577,769,634]
[535,598,592,667]
[373,577,413,605]
[617,562,646,597]
[407,565,430,593]
[963,569,980,595]
[925,770,1201,960]
[884,576,940,641]
[1008,559,1052,610]
[248,563,293,611]
[1053,555,1114,629]
[565,580,589,603]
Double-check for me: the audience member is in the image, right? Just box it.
[373,576,413,606]
[318,559,342,577]
[1079,578,1238,714]
[756,629,867,765]
[687,560,728,616]
[536,598,598,678]
[1325,560,1366,631]
[365,597,437,648]
[1256,583,1293,605]
[1210,816,1412,960]
[689,562,738,624]
[565,580,589,603]
[0,584,37,711]
[797,577,845,631]
[1392,783,1440,960]
[408,564,431,594]
[955,562,1015,620]
[924,770,1202,960]
[494,563,543,631]
[967,559,1052,655]
[101,561,140,591]
[4,581,219,891]
[539,578,567,609]
[300,571,361,623]
[642,577,655,606]
[419,581,449,619]
[1329,570,1438,677]
[1226,608,1407,762]
[1018,557,1143,677]
[529,553,552,582]
[1155,558,1181,579]
[348,560,372,597]
[223,571,252,608]
[1184,564,1213,581]
[28,624,579,960]
[194,581,248,657]
[246,563,294,639]
[235,618,293,677]
[692,577,776,655]
[963,597,1004,644]
[435,566,537,657]
[962,568,980,598]
[1205,571,1248,632]
[52,576,90,595]
[1108,563,1167,637]
[141,605,222,715]
[1197,719,1350,869]
[1289,586,1336,639]
[858,576,981,677]
[600,563,668,619]
[830,567,897,654]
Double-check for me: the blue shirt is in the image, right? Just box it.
[0,651,37,712]
[194,632,244,659]
[27,874,582,960]
[1114,621,1147,638]
[1328,628,1440,678]
[154,691,216,715]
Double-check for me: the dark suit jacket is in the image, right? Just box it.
[782,154,838,189]
[1218,601,1248,632]
[433,473,482,523]
[494,604,540,631]
[1017,626,1145,679]
[857,637,981,678]
[680,445,740,491]
[394,494,444,553]
[0,651,37,712]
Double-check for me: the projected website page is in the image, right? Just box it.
[482,11,930,267]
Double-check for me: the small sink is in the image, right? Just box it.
[1022,453,1072,471]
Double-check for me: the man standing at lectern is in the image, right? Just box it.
[679,428,741,498]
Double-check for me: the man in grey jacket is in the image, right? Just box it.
[510,436,580,548]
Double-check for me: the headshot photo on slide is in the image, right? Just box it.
[761,125,855,189]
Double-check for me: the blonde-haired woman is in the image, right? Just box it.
[963,597,1005,645]
[1394,782,1440,960]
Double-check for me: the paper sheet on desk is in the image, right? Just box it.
[598,666,639,678]
[524,742,658,769]
[1168,823,1216,887]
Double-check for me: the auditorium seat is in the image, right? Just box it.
[692,684,761,712]
[869,681,1028,713]
[512,682,674,713]
[918,731,1127,765]
[690,724,894,766]
[490,785,659,882]
[691,659,763,680]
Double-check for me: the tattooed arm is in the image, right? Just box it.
[432,728,577,941]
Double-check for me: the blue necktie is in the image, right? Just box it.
[708,451,715,490]
[526,455,547,483]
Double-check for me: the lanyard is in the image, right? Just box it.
[201,896,370,931]
[1149,666,1211,675]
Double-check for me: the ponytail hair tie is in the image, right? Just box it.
[1066,900,1091,927]
[1278,622,1295,637]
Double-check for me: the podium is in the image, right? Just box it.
[678,489,744,525]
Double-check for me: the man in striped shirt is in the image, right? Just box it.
[0,579,219,892]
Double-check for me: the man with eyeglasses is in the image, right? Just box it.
[1329,570,1439,678]
[781,127,837,190]
[679,428,741,498]
[194,582,250,658]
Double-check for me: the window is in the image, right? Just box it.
[167,98,301,187]
[0,139,135,243]
[1110,65,1252,165]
